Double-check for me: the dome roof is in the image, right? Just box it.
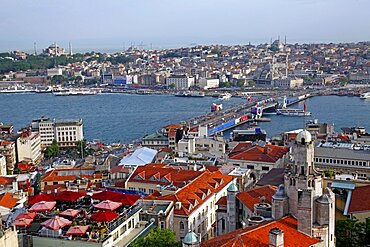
[183,231,199,244]
[296,130,312,144]
[227,183,238,192]
[272,184,287,200]
[316,194,332,204]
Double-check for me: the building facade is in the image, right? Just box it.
[16,131,42,164]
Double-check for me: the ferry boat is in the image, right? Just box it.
[175,91,189,97]
[276,108,311,116]
[230,127,267,142]
[360,92,370,99]
[218,93,232,100]
[53,89,98,96]
[35,86,52,93]
[211,103,223,112]
[189,91,205,97]
[0,85,35,93]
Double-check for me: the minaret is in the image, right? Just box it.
[34,42,37,56]
[69,41,73,56]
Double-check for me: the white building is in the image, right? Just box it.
[47,68,63,77]
[54,119,84,148]
[198,78,219,89]
[16,131,42,164]
[166,75,195,90]
[0,155,6,175]
[32,117,84,148]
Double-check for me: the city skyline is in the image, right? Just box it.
[1,0,370,52]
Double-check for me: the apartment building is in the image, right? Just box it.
[166,75,195,90]
[16,130,42,164]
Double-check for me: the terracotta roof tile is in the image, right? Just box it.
[157,171,234,216]
[201,216,321,247]
[237,186,277,211]
[348,185,370,213]
[229,144,289,163]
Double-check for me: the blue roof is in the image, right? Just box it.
[183,231,199,244]
[331,182,355,190]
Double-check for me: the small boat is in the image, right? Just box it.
[276,108,311,116]
[189,91,205,97]
[360,92,370,99]
[218,93,232,100]
[211,103,223,112]
[35,86,52,93]
[175,91,189,97]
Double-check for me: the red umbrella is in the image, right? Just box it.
[60,209,80,218]
[90,211,118,222]
[28,194,55,205]
[29,201,56,212]
[13,218,34,227]
[92,190,124,202]
[41,216,72,230]
[55,191,86,202]
[120,194,140,206]
[94,200,122,211]
[66,225,89,236]
[16,212,37,220]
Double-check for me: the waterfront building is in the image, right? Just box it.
[0,140,16,173]
[16,130,42,164]
[166,75,195,90]
[54,119,84,148]
[227,143,290,180]
[0,123,14,135]
[141,131,169,150]
[198,78,219,89]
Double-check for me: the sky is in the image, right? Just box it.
[0,0,369,52]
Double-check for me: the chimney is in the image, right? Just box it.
[269,228,284,247]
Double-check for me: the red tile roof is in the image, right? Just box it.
[163,124,182,130]
[216,196,227,206]
[229,144,289,163]
[111,166,129,173]
[348,185,370,214]
[205,166,220,172]
[0,176,16,186]
[237,185,277,211]
[157,171,234,216]
[201,216,321,247]
[128,164,203,188]
[0,192,19,209]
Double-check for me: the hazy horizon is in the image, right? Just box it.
[1,0,369,53]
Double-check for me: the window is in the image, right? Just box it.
[262,166,269,171]
[179,221,185,231]
[247,165,254,170]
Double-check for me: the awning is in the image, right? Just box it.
[29,201,56,212]
[66,225,89,236]
[41,216,72,230]
[60,209,80,218]
[94,200,122,211]
[90,211,118,222]
[55,191,86,202]
[28,194,55,205]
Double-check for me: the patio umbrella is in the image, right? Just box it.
[16,212,37,220]
[41,216,72,230]
[120,194,140,206]
[28,194,55,205]
[92,190,124,202]
[94,200,122,211]
[60,209,80,218]
[13,218,34,227]
[66,225,89,236]
[90,211,118,222]
[29,201,56,212]
[55,191,86,202]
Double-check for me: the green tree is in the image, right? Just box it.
[247,80,256,87]
[44,140,59,158]
[168,83,176,90]
[336,217,370,247]
[130,228,181,247]
[339,77,349,86]
[51,75,65,84]
[237,79,245,88]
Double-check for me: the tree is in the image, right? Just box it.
[168,83,176,90]
[44,140,59,158]
[237,79,245,88]
[130,228,181,247]
[336,217,370,247]
[51,75,65,84]
[339,77,349,86]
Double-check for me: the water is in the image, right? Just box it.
[0,94,369,143]
[0,93,243,143]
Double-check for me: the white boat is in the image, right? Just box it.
[0,85,35,93]
[360,92,370,99]
[53,89,98,96]
[35,86,52,93]
[189,91,205,97]
[218,93,232,100]
[276,108,311,116]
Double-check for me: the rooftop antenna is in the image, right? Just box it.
[123,42,126,52]
[286,53,289,77]
[34,42,37,56]
[284,35,287,45]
